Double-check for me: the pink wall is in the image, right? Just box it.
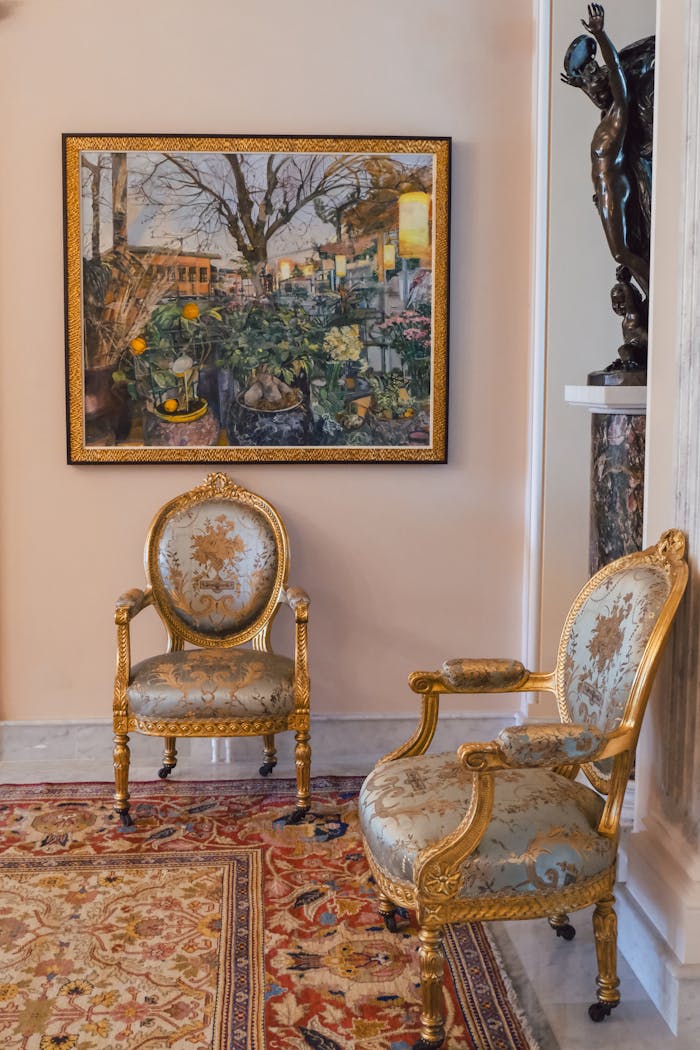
[0,0,534,720]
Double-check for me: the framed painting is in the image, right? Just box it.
[64,134,450,463]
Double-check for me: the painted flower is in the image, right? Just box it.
[171,354,194,377]
[323,325,362,362]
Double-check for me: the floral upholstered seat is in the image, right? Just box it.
[112,473,311,827]
[126,649,296,721]
[360,753,615,895]
[358,531,688,1050]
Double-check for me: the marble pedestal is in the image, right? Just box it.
[564,384,647,574]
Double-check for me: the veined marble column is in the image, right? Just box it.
[564,384,647,574]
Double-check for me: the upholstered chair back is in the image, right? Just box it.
[556,553,674,781]
[146,473,288,647]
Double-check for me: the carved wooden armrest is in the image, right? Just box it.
[379,660,553,767]
[496,722,607,767]
[281,586,310,621]
[114,588,153,622]
[413,742,507,901]
[408,659,555,697]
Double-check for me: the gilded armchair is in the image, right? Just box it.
[113,472,311,827]
[358,530,688,1049]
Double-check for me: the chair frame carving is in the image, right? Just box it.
[113,472,311,825]
[362,530,688,1049]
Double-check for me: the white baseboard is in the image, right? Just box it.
[617,884,700,1037]
[0,712,513,779]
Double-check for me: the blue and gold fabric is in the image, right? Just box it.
[560,565,671,732]
[359,751,613,895]
[127,649,295,721]
[156,499,279,636]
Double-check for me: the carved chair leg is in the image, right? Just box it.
[414,923,446,1050]
[113,732,133,828]
[158,736,178,779]
[259,733,277,777]
[377,892,399,933]
[548,911,576,941]
[589,894,620,1022]
[281,728,311,825]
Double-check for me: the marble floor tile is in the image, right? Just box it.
[492,911,696,1048]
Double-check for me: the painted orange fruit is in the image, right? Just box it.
[130,336,147,355]
[182,302,199,320]
[163,398,178,413]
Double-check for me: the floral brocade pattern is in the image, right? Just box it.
[496,722,605,766]
[127,649,295,720]
[359,752,613,893]
[156,500,279,636]
[561,565,671,730]
[0,779,537,1050]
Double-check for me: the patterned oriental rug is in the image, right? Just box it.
[0,778,538,1050]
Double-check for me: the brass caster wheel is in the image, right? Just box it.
[158,765,174,779]
[383,912,398,933]
[259,761,276,777]
[555,923,576,941]
[588,1001,614,1022]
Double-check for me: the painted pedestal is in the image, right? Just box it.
[565,383,647,575]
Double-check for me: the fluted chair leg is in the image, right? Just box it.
[158,736,177,779]
[414,923,446,1050]
[286,727,311,824]
[377,892,399,932]
[113,732,133,828]
[589,894,621,1021]
[548,912,576,941]
[259,733,277,776]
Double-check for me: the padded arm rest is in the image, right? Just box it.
[496,722,606,767]
[440,658,530,692]
[282,586,310,616]
[115,588,151,619]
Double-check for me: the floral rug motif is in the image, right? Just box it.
[0,778,537,1049]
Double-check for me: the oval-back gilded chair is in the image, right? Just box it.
[113,472,311,827]
[358,530,688,1050]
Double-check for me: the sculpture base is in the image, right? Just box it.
[588,368,647,387]
[587,370,646,574]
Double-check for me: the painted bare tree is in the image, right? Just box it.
[133,152,388,295]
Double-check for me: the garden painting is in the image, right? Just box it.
[64,135,449,462]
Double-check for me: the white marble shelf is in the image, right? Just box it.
[564,384,647,415]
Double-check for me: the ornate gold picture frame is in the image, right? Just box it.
[64,134,450,463]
